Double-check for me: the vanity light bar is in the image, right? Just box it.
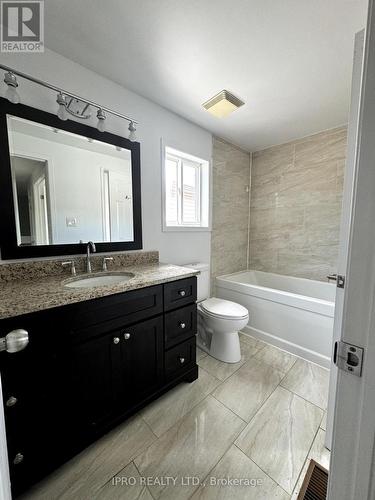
[0,63,139,139]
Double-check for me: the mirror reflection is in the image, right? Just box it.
[7,115,134,246]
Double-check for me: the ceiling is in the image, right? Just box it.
[44,0,368,151]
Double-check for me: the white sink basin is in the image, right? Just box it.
[64,272,135,289]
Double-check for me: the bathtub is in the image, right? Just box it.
[216,270,336,368]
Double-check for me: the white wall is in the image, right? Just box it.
[0,48,213,265]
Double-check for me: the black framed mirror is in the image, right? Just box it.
[0,98,142,259]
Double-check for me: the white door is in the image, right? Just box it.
[10,164,21,246]
[325,30,364,450]
[33,176,49,245]
[109,171,133,242]
[328,1,375,498]
[0,378,11,500]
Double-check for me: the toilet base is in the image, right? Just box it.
[198,330,241,363]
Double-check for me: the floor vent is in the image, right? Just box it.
[297,459,328,500]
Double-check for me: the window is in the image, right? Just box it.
[163,146,210,230]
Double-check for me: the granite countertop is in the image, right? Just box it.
[0,262,199,320]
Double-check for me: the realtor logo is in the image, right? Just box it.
[1,0,44,52]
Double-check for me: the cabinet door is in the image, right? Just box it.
[69,331,123,432]
[0,309,69,496]
[120,316,164,405]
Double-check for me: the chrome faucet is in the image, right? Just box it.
[327,273,337,283]
[86,241,96,273]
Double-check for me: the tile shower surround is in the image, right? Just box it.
[211,137,251,289]
[211,127,347,284]
[249,127,347,281]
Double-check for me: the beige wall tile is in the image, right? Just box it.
[211,137,250,290]
[249,126,347,281]
[211,126,347,284]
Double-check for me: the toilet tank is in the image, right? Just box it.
[184,263,210,302]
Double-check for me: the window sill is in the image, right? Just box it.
[162,225,212,233]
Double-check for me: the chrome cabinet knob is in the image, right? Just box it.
[123,333,131,340]
[6,396,17,407]
[113,337,120,345]
[0,329,29,353]
[178,290,186,297]
[179,357,185,364]
[13,453,24,465]
[179,322,186,329]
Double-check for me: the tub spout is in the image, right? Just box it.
[327,273,337,283]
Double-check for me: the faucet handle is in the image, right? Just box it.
[102,257,114,271]
[327,273,337,283]
[62,261,76,276]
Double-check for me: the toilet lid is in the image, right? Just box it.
[201,297,249,320]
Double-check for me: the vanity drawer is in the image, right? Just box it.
[165,338,196,378]
[68,285,163,341]
[165,304,197,349]
[163,277,197,311]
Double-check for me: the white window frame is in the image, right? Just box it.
[162,144,211,232]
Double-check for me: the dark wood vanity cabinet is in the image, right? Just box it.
[69,315,164,431]
[0,277,198,497]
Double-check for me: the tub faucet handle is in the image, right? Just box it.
[327,273,337,283]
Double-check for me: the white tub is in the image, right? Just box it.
[216,270,336,368]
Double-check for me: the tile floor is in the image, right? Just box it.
[22,333,330,500]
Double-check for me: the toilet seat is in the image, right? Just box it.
[200,297,249,320]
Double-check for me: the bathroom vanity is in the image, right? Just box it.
[0,264,198,497]
[0,94,199,496]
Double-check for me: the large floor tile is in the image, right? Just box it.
[197,338,262,381]
[239,333,268,354]
[308,428,331,470]
[235,386,323,494]
[320,411,327,431]
[140,367,220,437]
[191,445,289,500]
[281,359,330,409]
[94,462,153,500]
[212,358,284,421]
[22,415,156,500]
[254,344,297,373]
[239,332,265,349]
[291,428,331,498]
[197,347,208,360]
[134,395,246,500]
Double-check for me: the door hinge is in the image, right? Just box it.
[334,341,364,377]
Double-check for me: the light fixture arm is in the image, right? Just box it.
[0,63,138,126]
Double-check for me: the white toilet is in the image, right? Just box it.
[185,263,249,363]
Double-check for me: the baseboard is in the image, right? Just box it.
[242,325,331,369]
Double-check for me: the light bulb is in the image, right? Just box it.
[5,85,20,104]
[128,121,137,141]
[96,109,106,132]
[97,117,106,132]
[4,72,20,104]
[56,93,68,121]
[57,103,68,121]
